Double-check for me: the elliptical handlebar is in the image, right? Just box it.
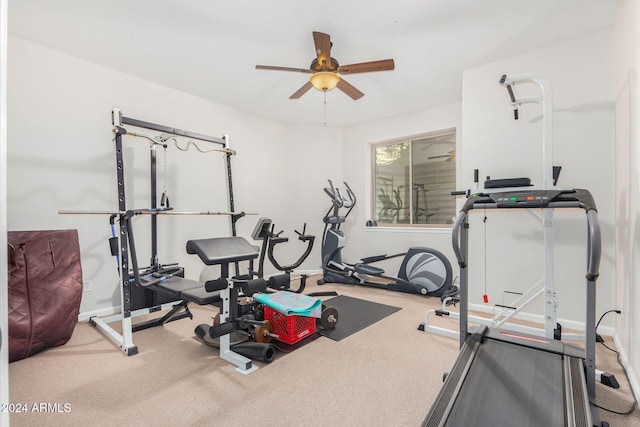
[324,187,343,207]
[335,188,346,207]
[324,180,343,208]
[322,180,357,231]
[343,181,356,207]
[324,179,356,209]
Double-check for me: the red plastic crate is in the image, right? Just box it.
[264,306,316,345]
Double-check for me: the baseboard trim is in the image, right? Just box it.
[467,302,615,337]
[613,333,640,404]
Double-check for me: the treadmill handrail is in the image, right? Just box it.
[453,188,600,280]
[451,211,467,268]
[586,210,601,281]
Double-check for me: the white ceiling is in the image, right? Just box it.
[8,0,618,128]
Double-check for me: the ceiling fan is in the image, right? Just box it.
[255,31,395,100]
[428,150,456,162]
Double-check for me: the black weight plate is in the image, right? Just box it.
[320,307,339,329]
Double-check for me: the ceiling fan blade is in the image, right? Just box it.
[256,65,312,74]
[336,78,364,100]
[428,150,456,161]
[289,81,314,99]
[338,59,395,74]
[312,31,332,68]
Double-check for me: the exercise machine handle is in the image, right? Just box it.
[295,223,314,242]
[324,180,344,208]
[451,211,467,268]
[499,74,519,120]
[586,210,601,281]
[335,188,346,207]
[267,232,314,271]
[323,179,357,209]
[343,181,357,207]
[324,187,342,207]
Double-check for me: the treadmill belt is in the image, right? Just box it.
[445,339,565,427]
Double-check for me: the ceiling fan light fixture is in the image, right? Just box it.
[310,71,340,91]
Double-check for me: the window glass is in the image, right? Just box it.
[374,142,409,224]
[373,130,456,226]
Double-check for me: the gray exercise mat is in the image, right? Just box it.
[317,295,401,341]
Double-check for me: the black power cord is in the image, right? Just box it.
[593,309,638,416]
[595,309,621,344]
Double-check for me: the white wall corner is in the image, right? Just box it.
[614,332,640,404]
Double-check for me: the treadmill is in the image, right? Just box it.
[422,188,607,427]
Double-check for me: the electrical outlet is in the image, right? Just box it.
[83,281,92,292]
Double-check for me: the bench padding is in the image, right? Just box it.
[152,276,221,305]
[186,237,258,265]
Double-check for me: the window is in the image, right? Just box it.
[372,129,456,226]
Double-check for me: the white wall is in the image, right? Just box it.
[461,30,615,331]
[6,37,337,314]
[282,125,343,268]
[613,0,640,401]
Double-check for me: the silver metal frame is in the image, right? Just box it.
[422,74,561,341]
[447,192,601,420]
[83,109,259,373]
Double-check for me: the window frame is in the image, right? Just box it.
[370,128,457,228]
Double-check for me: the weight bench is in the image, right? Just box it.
[184,236,264,373]
[153,276,222,305]
[127,230,257,311]
[125,246,227,334]
[128,275,223,333]
[123,210,262,372]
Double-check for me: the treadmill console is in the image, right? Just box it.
[459,188,595,213]
[488,189,563,208]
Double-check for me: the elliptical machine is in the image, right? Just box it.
[317,180,454,297]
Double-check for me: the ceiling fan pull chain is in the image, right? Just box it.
[323,89,327,126]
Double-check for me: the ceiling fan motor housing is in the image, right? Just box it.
[311,57,340,72]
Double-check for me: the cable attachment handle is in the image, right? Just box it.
[499,74,519,120]
[295,223,314,242]
[295,223,307,237]
[160,145,170,208]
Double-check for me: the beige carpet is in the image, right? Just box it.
[8,277,639,426]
